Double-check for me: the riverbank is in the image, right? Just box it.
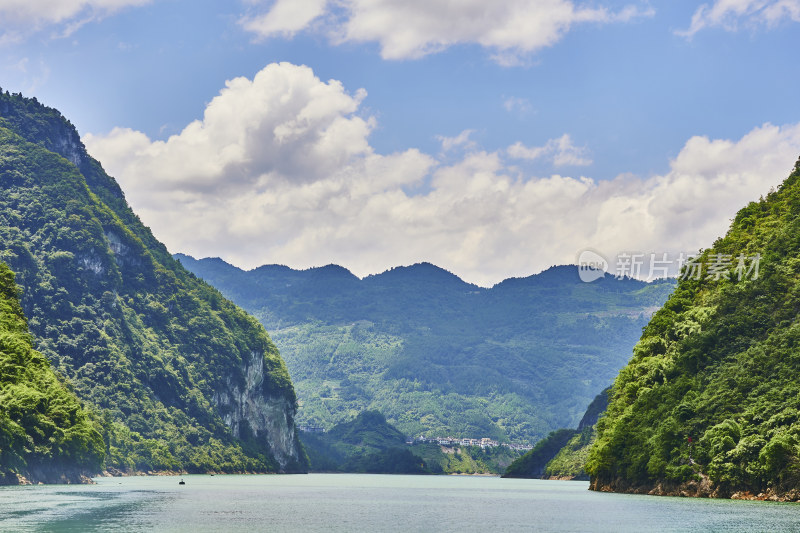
[0,470,95,486]
[0,467,282,486]
[590,475,800,502]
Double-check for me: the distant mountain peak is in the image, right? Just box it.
[304,264,359,279]
[365,262,478,289]
[493,264,582,289]
[492,264,670,290]
[180,249,677,445]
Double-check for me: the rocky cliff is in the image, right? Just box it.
[0,90,307,473]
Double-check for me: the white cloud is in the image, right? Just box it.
[85,63,800,286]
[241,0,328,38]
[241,0,654,63]
[88,63,378,194]
[437,130,477,153]
[507,134,592,167]
[680,0,800,37]
[585,123,800,271]
[0,0,151,41]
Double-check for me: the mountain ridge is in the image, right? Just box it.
[174,254,659,291]
[177,253,676,443]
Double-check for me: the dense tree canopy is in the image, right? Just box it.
[0,261,104,483]
[503,388,608,479]
[588,157,800,497]
[0,90,305,475]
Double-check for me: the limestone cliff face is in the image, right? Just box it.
[213,351,304,471]
[50,124,84,167]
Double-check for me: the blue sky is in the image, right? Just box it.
[2,0,800,285]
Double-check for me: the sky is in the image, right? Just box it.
[1,0,800,286]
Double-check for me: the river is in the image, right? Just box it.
[2,474,799,532]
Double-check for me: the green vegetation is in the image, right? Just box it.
[544,428,594,480]
[302,410,520,474]
[301,410,429,473]
[342,447,429,474]
[178,255,675,443]
[0,90,306,476]
[504,387,609,479]
[0,262,104,483]
[501,429,577,478]
[411,442,521,475]
[588,157,800,497]
[326,410,406,447]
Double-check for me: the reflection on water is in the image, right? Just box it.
[2,475,800,532]
[0,484,173,532]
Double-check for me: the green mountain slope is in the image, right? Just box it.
[544,429,595,480]
[502,388,609,479]
[588,157,800,499]
[177,254,675,442]
[0,90,306,473]
[301,410,429,473]
[0,262,104,484]
[501,428,578,479]
[301,410,519,474]
[543,388,611,480]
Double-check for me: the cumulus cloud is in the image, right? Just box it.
[241,0,328,38]
[85,63,800,286]
[241,0,654,63]
[582,123,800,276]
[88,63,377,193]
[680,0,800,37]
[0,0,151,41]
[507,134,592,167]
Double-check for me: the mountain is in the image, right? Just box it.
[177,254,675,442]
[300,410,520,475]
[301,410,429,473]
[502,388,609,479]
[542,388,610,480]
[588,156,800,500]
[0,262,104,484]
[0,90,306,474]
[501,429,578,479]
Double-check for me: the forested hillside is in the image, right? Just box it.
[503,388,609,479]
[0,262,103,484]
[178,254,674,442]
[0,91,307,475]
[588,157,800,499]
[301,410,429,474]
[301,410,521,475]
